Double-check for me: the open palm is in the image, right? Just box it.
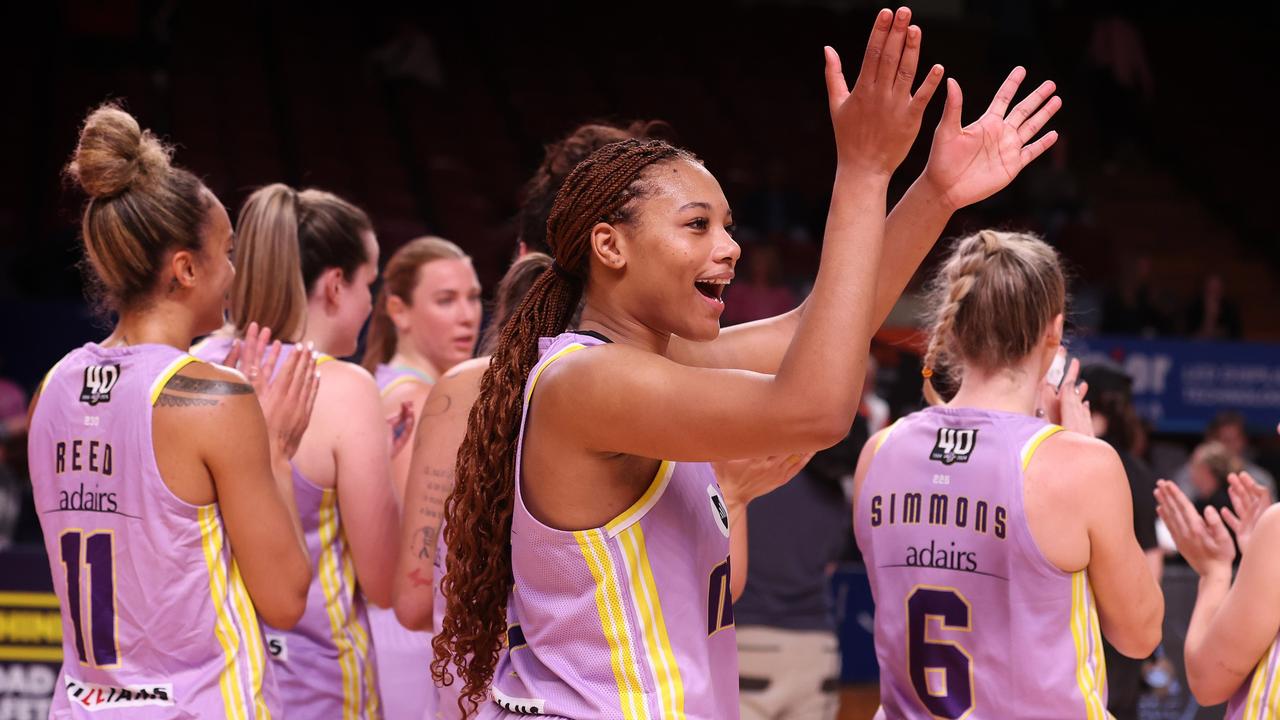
[924,67,1062,210]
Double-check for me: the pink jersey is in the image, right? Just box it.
[1226,634,1280,719]
[854,407,1110,719]
[371,363,438,720]
[479,332,739,719]
[193,336,381,719]
[30,342,278,718]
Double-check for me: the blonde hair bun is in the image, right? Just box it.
[67,104,173,199]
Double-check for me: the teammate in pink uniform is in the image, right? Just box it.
[433,8,1064,717]
[363,236,482,499]
[31,104,315,718]
[1156,469,1280,717]
[193,184,397,719]
[360,236,481,720]
[853,230,1164,719]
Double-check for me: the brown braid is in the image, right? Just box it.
[433,139,699,718]
[921,229,1066,405]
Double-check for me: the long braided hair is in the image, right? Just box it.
[433,139,699,716]
[921,229,1066,404]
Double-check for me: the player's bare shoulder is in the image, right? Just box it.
[153,360,255,412]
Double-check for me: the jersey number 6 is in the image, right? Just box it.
[907,586,973,719]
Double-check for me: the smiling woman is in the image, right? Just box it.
[433,7,947,717]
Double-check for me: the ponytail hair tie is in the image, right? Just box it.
[550,260,581,286]
[921,366,934,379]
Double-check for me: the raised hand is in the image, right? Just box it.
[1222,471,1273,556]
[923,66,1062,210]
[714,453,815,508]
[825,7,944,175]
[1155,479,1236,579]
[259,345,321,460]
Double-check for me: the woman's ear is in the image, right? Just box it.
[169,249,199,291]
[1047,312,1065,347]
[317,267,345,312]
[387,293,411,332]
[590,222,627,272]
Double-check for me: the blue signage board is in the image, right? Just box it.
[1068,336,1280,434]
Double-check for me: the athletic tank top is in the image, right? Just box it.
[30,342,278,718]
[1226,634,1280,719]
[192,336,381,719]
[371,362,438,720]
[854,406,1111,719]
[482,332,739,719]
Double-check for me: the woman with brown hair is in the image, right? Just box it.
[434,7,1063,717]
[361,236,482,499]
[192,184,397,719]
[29,104,316,717]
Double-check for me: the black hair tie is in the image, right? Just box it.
[551,260,581,286]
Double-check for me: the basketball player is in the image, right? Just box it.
[391,126,800,718]
[362,236,482,499]
[393,118,662,720]
[433,7,1064,716]
[192,184,397,718]
[853,230,1164,718]
[359,236,481,720]
[1155,470,1280,716]
[30,104,318,717]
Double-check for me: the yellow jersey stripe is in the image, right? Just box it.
[149,355,201,405]
[874,419,903,454]
[1089,598,1108,700]
[1021,424,1064,471]
[198,506,249,720]
[524,343,587,402]
[1070,572,1104,719]
[229,561,271,720]
[317,491,360,720]
[620,524,686,718]
[605,461,674,537]
[341,544,377,716]
[591,532,650,720]
[1257,638,1280,720]
[575,529,649,720]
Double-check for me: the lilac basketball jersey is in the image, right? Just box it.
[371,363,438,720]
[479,332,739,719]
[854,407,1110,719]
[30,343,278,718]
[1226,634,1280,719]
[193,336,381,719]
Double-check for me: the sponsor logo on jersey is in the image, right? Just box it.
[64,676,174,711]
[79,365,121,406]
[706,484,730,538]
[491,685,545,715]
[930,427,977,465]
[266,634,287,662]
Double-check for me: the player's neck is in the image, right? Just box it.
[948,361,1039,417]
[577,300,670,356]
[104,304,200,350]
